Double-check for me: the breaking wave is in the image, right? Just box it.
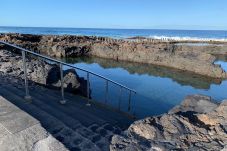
[149,35,227,41]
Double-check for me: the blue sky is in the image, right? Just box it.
[0,0,227,30]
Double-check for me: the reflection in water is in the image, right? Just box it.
[214,55,227,72]
[63,56,227,119]
[65,57,222,90]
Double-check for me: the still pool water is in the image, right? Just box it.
[62,57,227,119]
[214,55,227,72]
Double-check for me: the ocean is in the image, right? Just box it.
[0,26,227,41]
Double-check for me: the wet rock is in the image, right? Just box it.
[110,95,227,151]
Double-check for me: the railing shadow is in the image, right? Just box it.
[0,73,134,150]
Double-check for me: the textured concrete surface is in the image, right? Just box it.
[0,96,68,151]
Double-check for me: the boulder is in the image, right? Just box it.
[110,95,227,151]
[50,69,81,92]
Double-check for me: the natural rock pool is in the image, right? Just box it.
[214,55,227,72]
[63,57,227,119]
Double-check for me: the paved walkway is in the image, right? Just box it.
[0,73,133,151]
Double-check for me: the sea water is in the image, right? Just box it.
[0,26,227,41]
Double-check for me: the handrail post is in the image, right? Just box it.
[22,51,32,101]
[118,87,122,110]
[59,63,66,104]
[86,72,91,106]
[105,80,108,103]
[128,90,132,112]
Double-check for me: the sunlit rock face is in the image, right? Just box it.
[1,33,227,78]
[110,95,227,151]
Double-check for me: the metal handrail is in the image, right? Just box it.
[0,40,136,110]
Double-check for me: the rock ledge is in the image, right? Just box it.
[110,95,227,151]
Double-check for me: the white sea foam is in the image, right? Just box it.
[149,35,227,42]
[0,27,227,42]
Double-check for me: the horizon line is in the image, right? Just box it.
[1,25,227,32]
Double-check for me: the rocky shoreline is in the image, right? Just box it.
[110,95,227,151]
[0,49,88,97]
[1,33,227,78]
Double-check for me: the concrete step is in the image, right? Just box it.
[30,86,127,134]
[32,84,133,128]
[28,86,127,151]
[1,84,120,150]
[0,85,102,151]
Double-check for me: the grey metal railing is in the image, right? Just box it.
[0,40,136,111]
